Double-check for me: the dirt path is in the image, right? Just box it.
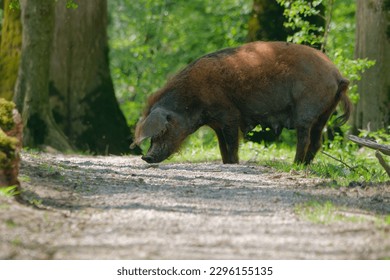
[1,152,389,259]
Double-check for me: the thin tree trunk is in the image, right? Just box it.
[14,0,72,151]
[353,0,390,132]
[49,0,132,155]
[0,0,22,100]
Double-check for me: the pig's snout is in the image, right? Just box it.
[141,155,155,163]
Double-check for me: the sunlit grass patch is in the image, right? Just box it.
[385,215,390,226]
[168,127,297,164]
[0,185,20,197]
[295,201,357,224]
[167,127,221,163]
[295,200,389,226]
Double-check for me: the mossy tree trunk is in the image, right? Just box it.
[13,0,72,151]
[353,0,390,132]
[49,0,132,155]
[0,98,22,188]
[0,0,22,101]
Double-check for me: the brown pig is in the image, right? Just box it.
[131,41,351,165]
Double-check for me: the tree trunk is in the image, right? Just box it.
[0,0,22,101]
[49,0,132,155]
[247,0,289,42]
[353,0,390,132]
[14,0,72,151]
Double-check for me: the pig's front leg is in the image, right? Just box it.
[214,126,239,164]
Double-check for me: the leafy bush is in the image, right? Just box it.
[276,0,325,46]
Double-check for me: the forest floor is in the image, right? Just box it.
[0,151,389,259]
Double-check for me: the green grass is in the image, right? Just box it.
[295,201,363,224]
[0,185,20,197]
[162,127,389,186]
[385,215,390,226]
[5,219,16,229]
[295,200,390,226]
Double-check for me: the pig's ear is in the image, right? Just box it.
[131,108,170,147]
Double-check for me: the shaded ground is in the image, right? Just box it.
[0,152,389,259]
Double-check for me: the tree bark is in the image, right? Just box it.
[14,0,72,151]
[49,0,132,155]
[0,0,22,101]
[353,0,390,132]
[349,135,390,156]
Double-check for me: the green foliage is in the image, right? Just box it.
[0,185,19,197]
[358,127,390,144]
[166,127,222,163]
[8,0,20,10]
[325,0,355,55]
[7,0,79,10]
[0,129,18,169]
[276,0,324,46]
[311,150,388,186]
[0,99,19,185]
[0,98,16,131]
[66,0,78,10]
[331,55,375,104]
[108,0,251,126]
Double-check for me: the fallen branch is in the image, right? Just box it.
[348,135,390,177]
[348,135,390,156]
[321,151,355,171]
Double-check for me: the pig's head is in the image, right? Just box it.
[131,107,191,163]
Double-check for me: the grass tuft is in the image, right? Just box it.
[0,185,20,197]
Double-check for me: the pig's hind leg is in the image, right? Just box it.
[294,125,312,165]
[304,113,330,164]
